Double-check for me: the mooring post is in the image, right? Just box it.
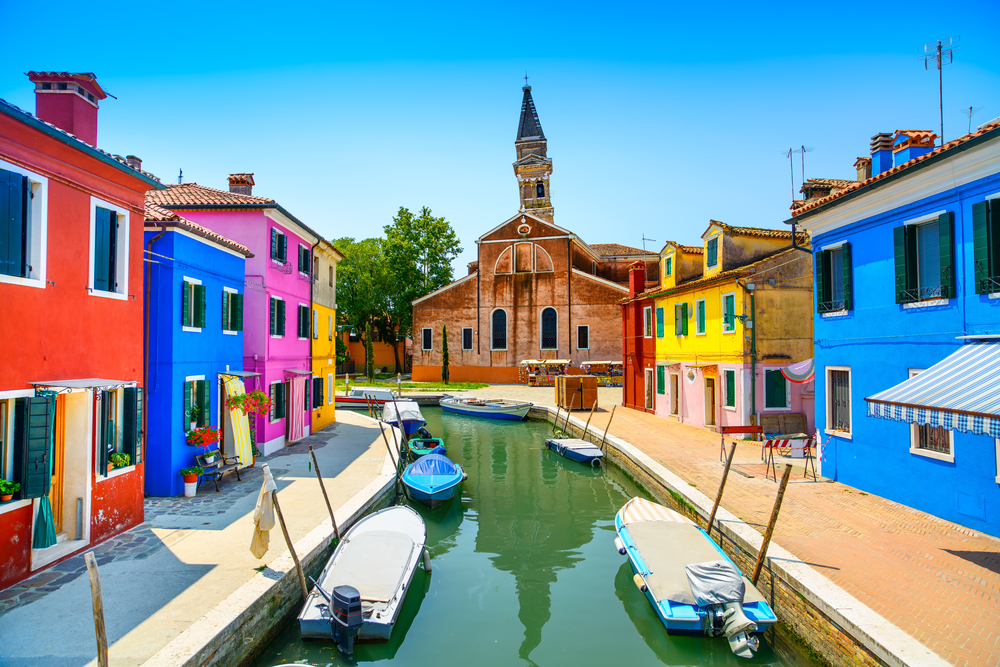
[377,422,406,491]
[752,464,792,585]
[84,552,108,667]
[598,405,617,452]
[706,442,737,537]
[552,404,561,435]
[271,487,309,599]
[582,398,598,440]
[564,393,577,432]
[309,445,340,542]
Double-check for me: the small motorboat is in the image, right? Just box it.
[545,438,604,465]
[401,453,465,508]
[614,498,776,658]
[439,396,532,420]
[335,387,399,410]
[299,506,429,652]
[382,401,426,438]
[408,438,446,460]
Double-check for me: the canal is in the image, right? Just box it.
[253,407,796,666]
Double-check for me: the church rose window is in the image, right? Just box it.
[541,307,557,349]
[492,310,507,350]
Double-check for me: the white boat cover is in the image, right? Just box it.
[685,560,746,606]
[322,530,415,603]
[620,497,695,527]
[548,438,603,456]
[382,401,424,423]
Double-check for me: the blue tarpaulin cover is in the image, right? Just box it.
[408,453,459,476]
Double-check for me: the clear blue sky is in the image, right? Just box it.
[3,0,999,271]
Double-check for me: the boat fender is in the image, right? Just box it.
[632,573,647,592]
[614,537,626,555]
[422,547,433,572]
[591,458,601,467]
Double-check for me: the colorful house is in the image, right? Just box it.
[623,222,814,433]
[0,72,161,588]
[147,174,321,456]
[143,203,254,497]
[789,122,1000,537]
[311,239,343,432]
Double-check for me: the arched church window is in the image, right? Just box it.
[536,182,545,198]
[492,309,507,350]
[541,307,558,350]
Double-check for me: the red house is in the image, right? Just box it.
[0,72,162,589]
[622,262,656,412]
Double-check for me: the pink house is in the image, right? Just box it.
[148,174,320,454]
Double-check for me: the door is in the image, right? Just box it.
[705,378,716,426]
[644,369,655,410]
[49,395,66,534]
[670,374,680,415]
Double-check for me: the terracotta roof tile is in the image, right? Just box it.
[678,245,704,254]
[710,220,806,241]
[793,121,1000,217]
[144,201,253,257]
[802,178,856,189]
[590,243,658,257]
[147,182,276,208]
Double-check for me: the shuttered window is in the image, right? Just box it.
[577,325,589,350]
[656,366,665,395]
[0,168,31,278]
[183,380,211,430]
[298,246,310,273]
[462,327,473,350]
[643,307,652,338]
[764,369,788,409]
[491,311,507,350]
[270,298,286,336]
[93,207,118,293]
[270,383,287,420]
[972,200,1000,294]
[816,243,854,312]
[829,369,851,433]
[298,305,309,339]
[724,369,736,407]
[312,377,324,408]
[270,229,287,263]
[304,379,310,413]
[13,396,54,499]
[893,213,953,304]
[696,299,706,334]
[664,257,672,276]
[655,307,664,338]
[674,303,688,336]
[541,307,558,349]
[182,281,205,328]
[223,291,243,331]
[722,294,736,332]
[706,237,719,268]
[422,327,433,351]
[328,314,334,341]
[313,309,319,339]
[123,387,143,466]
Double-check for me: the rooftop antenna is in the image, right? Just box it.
[962,106,986,134]
[795,146,814,184]
[781,148,795,201]
[921,37,960,146]
[641,235,656,284]
[178,168,183,185]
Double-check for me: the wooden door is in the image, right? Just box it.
[705,378,716,426]
[49,395,66,534]
[644,369,655,410]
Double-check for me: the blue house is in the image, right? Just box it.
[790,122,1000,537]
[144,203,254,497]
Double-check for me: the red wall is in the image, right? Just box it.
[0,505,33,586]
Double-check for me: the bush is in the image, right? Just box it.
[0,480,21,495]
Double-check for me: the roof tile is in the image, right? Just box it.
[589,243,658,257]
[147,183,276,208]
[144,201,253,257]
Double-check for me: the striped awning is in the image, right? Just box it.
[865,342,1000,437]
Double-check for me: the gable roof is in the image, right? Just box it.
[477,210,573,241]
[589,243,657,258]
[516,86,545,141]
[148,182,276,207]
[703,220,805,241]
[144,202,253,257]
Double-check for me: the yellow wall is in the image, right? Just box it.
[654,278,746,365]
[312,304,338,432]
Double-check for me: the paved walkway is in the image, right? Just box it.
[0,411,388,667]
[466,385,1000,667]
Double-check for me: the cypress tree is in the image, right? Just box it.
[441,324,450,384]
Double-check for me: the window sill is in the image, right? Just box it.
[821,310,849,318]
[271,335,284,339]
[0,275,45,289]
[722,329,736,334]
[223,330,237,336]
[723,405,737,412]
[489,348,507,352]
[183,326,202,333]
[298,337,308,341]
[903,298,949,309]
[89,288,128,301]
[462,348,474,352]
[910,446,954,463]
[760,406,792,412]
[696,332,706,337]
[0,498,32,516]
[99,464,136,481]
[825,428,852,440]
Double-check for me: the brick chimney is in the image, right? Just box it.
[628,261,645,298]
[870,133,893,176]
[26,71,108,147]
[854,156,871,181]
[228,173,255,195]
[126,155,142,171]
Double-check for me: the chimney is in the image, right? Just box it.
[870,133,893,176]
[26,71,108,147]
[228,173,255,195]
[126,155,142,172]
[892,130,937,168]
[628,261,645,298]
[854,157,872,181]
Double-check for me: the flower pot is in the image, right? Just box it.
[183,481,197,497]
[204,456,216,464]
[107,463,114,474]
[190,421,197,431]
[0,494,13,502]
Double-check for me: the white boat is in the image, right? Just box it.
[299,506,428,648]
[382,400,426,437]
[439,396,532,420]
[335,387,399,410]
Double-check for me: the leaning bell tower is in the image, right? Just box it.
[513,85,554,222]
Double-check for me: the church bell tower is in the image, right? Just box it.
[513,85,554,222]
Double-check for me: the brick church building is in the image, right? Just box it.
[411,85,657,383]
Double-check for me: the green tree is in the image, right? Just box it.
[333,236,389,371]
[441,324,450,384]
[364,321,375,380]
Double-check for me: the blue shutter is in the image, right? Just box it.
[109,211,118,292]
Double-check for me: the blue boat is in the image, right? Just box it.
[408,438,446,460]
[402,454,465,509]
[545,438,604,465]
[439,397,532,420]
[382,401,426,438]
[614,498,776,658]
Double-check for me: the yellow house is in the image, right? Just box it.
[311,240,344,432]
[640,221,814,431]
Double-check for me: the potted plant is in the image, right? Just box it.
[188,405,201,431]
[186,425,221,449]
[109,452,130,469]
[179,467,203,498]
[0,480,20,502]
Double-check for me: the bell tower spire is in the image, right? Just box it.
[513,84,554,221]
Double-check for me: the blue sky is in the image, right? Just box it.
[3,0,999,270]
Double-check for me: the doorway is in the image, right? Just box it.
[670,374,680,416]
[705,377,716,426]
[644,368,655,410]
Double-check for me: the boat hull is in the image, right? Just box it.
[440,398,531,420]
[335,397,390,410]
[545,438,604,464]
[404,481,461,508]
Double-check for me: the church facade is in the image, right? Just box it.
[411,86,657,383]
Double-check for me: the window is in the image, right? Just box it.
[491,310,507,350]
[313,256,319,279]
[763,369,789,409]
[643,306,652,338]
[0,163,46,284]
[422,328,432,351]
[329,266,334,287]
[182,279,205,330]
[298,245,310,274]
[817,244,854,313]
[674,303,689,336]
[462,327,473,351]
[656,366,665,395]
[695,299,706,335]
[270,297,286,337]
[894,213,953,304]
[722,293,736,332]
[0,400,7,483]
[706,237,719,268]
[536,183,545,198]
[644,368,654,410]
[664,256,672,277]
[269,382,287,421]
[298,305,310,339]
[327,374,334,406]
[312,377,324,409]
[908,369,954,461]
[826,367,851,434]
[328,314,334,341]
[304,379,310,413]
[541,307,558,349]
[655,307,664,338]
[312,309,319,339]
[724,369,736,408]
[591,260,596,275]
[972,199,1000,294]
[5,396,62,499]
[90,199,129,297]
[270,228,287,263]
[577,325,589,350]
[222,289,243,332]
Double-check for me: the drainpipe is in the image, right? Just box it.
[789,221,811,255]
[749,286,757,426]
[310,240,319,419]
[144,225,167,490]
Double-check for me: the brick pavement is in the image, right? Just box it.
[469,385,1000,667]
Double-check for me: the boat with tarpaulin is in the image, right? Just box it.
[382,400,426,438]
[401,453,465,508]
[439,396,532,420]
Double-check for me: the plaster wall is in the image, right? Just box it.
[312,303,337,432]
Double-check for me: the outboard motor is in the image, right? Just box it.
[331,585,363,655]
[416,426,433,440]
[684,560,760,658]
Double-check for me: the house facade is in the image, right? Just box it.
[147,175,321,456]
[623,222,814,433]
[143,204,253,497]
[311,239,343,432]
[790,123,1000,537]
[0,73,161,588]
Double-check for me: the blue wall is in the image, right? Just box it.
[813,171,1000,536]
[144,230,247,497]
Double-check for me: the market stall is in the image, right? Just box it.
[579,361,623,387]
[519,359,571,386]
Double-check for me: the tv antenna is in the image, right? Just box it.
[795,145,814,185]
[921,37,960,145]
[962,106,986,134]
[641,235,656,284]
[178,168,183,185]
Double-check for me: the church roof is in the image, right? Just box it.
[516,86,545,141]
[589,243,657,258]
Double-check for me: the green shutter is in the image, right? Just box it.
[197,380,210,427]
[317,376,324,406]
[269,297,276,336]
[665,257,672,276]
[674,304,682,335]
[183,381,192,429]
[278,299,286,336]
[304,379,310,412]
[990,201,1000,286]
[0,169,28,278]
[94,207,112,291]
[235,294,244,332]
[279,234,287,263]
[16,396,54,499]
[765,370,787,409]
[194,284,206,328]
[697,301,705,333]
[656,366,665,395]
[182,281,191,326]
[893,225,909,304]
[222,291,230,330]
[973,201,990,294]
[815,249,828,311]
[707,237,718,267]
[270,228,278,260]
[725,370,736,407]
[123,387,142,465]
[938,212,954,299]
[277,383,287,419]
[100,391,113,472]
[841,243,853,311]
[724,294,735,330]
[656,307,664,338]
[681,303,688,336]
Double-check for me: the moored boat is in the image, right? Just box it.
[440,396,532,420]
[545,438,604,465]
[408,438,446,460]
[401,453,465,508]
[335,387,398,410]
[382,401,426,438]
[613,497,776,658]
[298,506,428,652]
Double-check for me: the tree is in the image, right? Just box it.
[364,321,375,380]
[333,237,390,372]
[441,324,450,384]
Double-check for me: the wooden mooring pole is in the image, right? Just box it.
[271,487,309,598]
[309,445,340,541]
[84,552,109,667]
[706,442,737,537]
[582,398,598,439]
[598,405,617,452]
[752,464,793,585]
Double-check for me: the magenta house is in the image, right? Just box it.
[148,174,320,455]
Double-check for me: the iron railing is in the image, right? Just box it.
[818,299,848,314]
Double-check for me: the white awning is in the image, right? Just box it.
[218,370,261,378]
[30,378,137,390]
[284,369,312,376]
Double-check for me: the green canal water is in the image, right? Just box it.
[253,408,797,667]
